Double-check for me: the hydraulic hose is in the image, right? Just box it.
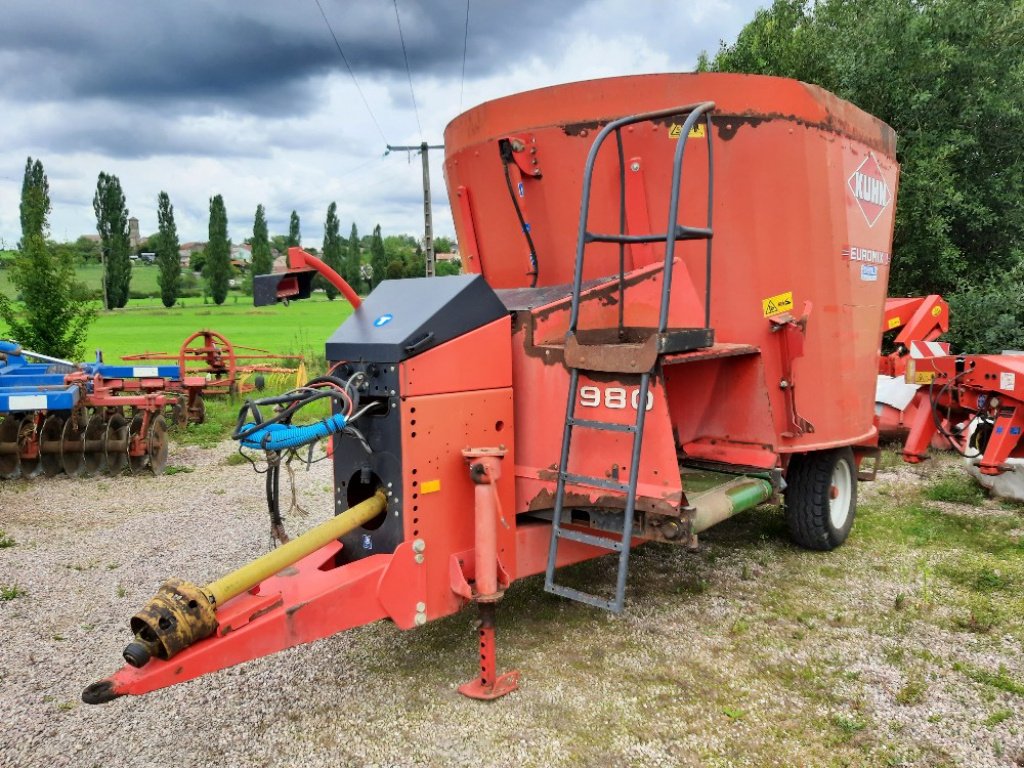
[239,413,347,451]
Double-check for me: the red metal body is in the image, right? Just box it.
[447,73,897,509]
[89,74,902,703]
[903,353,1024,474]
[876,295,950,441]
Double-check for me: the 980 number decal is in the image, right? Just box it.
[579,386,653,411]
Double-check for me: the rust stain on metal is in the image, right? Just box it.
[248,597,284,623]
[561,111,895,156]
[527,483,681,518]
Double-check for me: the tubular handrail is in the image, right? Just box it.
[567,101,716,336]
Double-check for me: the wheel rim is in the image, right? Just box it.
[39,414,65,477]
[829,457,853,529]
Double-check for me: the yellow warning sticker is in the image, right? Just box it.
[420,479,441,494]
[668,123,706,139]
[887,316,902,330]
[914,371,935,385]
[762,291,794,317]
[931,306,942,317]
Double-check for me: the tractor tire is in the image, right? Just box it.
[784,447,857,551]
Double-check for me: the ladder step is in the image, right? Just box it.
[567,417,637,433]
[561,472,629,492]
[555,526,625,551]
[546,583,619,613]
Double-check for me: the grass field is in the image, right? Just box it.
[0,288,351,363]
[82,293,352,363]
[0,262,167,299]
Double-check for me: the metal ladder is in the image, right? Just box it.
[544,102,716,613]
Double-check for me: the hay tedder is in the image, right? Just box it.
[122,329,304,399]
[85,73,900,704]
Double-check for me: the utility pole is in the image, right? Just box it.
[386,141,444,277]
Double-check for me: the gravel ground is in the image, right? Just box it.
[1,444,1023,767]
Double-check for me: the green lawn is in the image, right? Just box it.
[1,291,352,364]
[0,261,166,299]
[83,294,352,364]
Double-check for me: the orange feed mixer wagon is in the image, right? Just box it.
[85,73,898,704]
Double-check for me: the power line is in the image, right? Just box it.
[459,0,470,111]
[392,0,423,138]
[312,0,389,146]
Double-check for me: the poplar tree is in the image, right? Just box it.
[204,195,230,305]
[288,210,301,248]
[93,172,132,308]
[344,223,361,291]
[251,205,273,275]
[370,224,387,288]
[155,192,181,308]
[321,202,343,300]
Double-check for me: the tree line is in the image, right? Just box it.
[0,157,461,358]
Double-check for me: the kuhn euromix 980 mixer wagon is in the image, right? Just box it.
[85,72,898,704]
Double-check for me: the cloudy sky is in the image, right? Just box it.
[0,0,764,249]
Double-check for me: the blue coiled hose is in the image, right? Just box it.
[239,412,347,451]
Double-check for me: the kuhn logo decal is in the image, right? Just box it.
[848,152,891,228]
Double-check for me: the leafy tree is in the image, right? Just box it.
[385,260,405,280]
[0,157,94,358]
[188,250,206,274]
[251,205,273,275]
[436,258,462,277]
[93,172,132,308]
[269,234,290,255]
[288,210,301,248]
[344,223,362,292]
[70,236,100,263]
[155,191,181,308]
[946,262,1024,354]
[204,195,231,305]
[370,224,387,288]
[700,0,1024,308]
[320,203,343,299]
[433,236,455,255]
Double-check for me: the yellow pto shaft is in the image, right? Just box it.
[123,489,388,668]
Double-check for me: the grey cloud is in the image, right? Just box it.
[0,1,569,111]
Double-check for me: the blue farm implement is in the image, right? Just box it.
[0,340,207,479]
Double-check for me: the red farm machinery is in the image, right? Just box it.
[85,72,901,704]
[0,341,200,478]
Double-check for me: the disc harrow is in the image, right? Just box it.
[0,340,186,480]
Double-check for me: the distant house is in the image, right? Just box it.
[230,243,252,268]
[178,241,205,267]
